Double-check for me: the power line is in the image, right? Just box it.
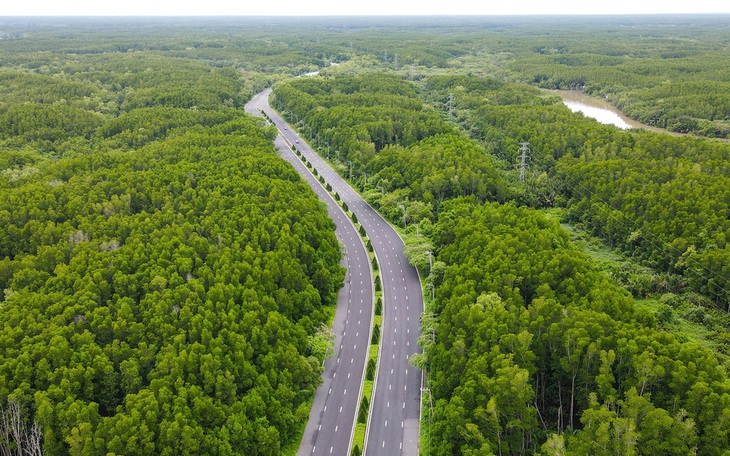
[560,172,730,307]
[500,139,728,306]
[447,93,454,121]
[515,142,531,182]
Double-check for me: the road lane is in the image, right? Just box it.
[245,91,374,456]
[247,89,423,456]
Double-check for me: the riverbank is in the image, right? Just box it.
[553,89,684,136]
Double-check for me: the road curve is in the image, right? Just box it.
[246,90,374,456]
[248,89,423,456]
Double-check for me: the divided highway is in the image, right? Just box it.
[247,89,423,456]
[246,91,373,456]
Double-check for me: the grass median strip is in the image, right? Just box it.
[287,130,381,456]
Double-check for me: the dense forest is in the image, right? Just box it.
[272,75,510,225]
[282,15,730,138]
[429,200,730,455]
[3,15,729,137]
[273,72,730,454]
[496,17,730,137]
[3,15,730,455]
[422,74,730,312]
[0,30,344,455]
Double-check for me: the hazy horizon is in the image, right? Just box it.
[2,0,729,17]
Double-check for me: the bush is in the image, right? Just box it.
[371,324,380,344]
[366,358,376,380]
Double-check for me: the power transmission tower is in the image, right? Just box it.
[448,93,454,121]
[515,142,531,182]
[383,49,388,64]
[393,53,398,69]
[409,63,415,81]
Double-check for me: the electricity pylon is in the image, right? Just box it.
[515,142,531,182]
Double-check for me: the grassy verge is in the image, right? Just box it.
[277,109,413,455]
[351,265,382,456]
[282,426,306,456]
[283,126,381,456]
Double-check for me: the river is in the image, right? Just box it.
[555,90,679,135]
[300,61,340,78]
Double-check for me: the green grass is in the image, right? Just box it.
[351,374,376,453]
[352,422,366,455]
[363,379,374,402]
[280,108,422,453]
[369,343,379,361]
[282,424,308,456]
[420,386,433,456]
[637,296,718,351]
[544,207,730,370]
[544,208,623,264]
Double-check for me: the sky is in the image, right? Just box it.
[1,0,728,16]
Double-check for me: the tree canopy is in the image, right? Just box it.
[0,31,344,456]
[274,70,730,455]
[428,199,730,455]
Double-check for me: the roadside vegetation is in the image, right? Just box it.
[3,15,730,455]
[274,70,730,454]
[0,25,345,456]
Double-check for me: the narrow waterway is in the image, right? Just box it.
[555,90,680,135]
[299,61,340,78]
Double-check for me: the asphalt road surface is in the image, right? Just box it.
[246,89,423,456]
[246,91,374,456]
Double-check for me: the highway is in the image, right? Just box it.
[247,89,423,456]
[246,91,374,456]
